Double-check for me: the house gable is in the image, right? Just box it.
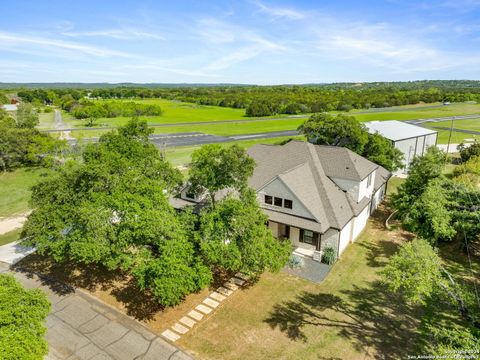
[257,176,317,221]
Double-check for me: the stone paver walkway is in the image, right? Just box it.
[0,262,192,360]
[161,273,248,342]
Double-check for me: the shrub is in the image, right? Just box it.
[0,274,50,359]
[322,247,337,265]
[287,254,304,269]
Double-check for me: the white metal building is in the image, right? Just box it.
[364,120,438,175]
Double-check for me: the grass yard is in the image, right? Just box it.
[0,228,21,246]
[178,205,423,359]
[37,111,56,129]
[177,203,479,359]
[0,168,51,218]
[386,176,405,195]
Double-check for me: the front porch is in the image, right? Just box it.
[268,220,322,259]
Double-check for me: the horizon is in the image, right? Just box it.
[1,1,480,84]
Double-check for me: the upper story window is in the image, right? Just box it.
[367,173,373,187]
[284,199,293,209]
[264,194,293,209]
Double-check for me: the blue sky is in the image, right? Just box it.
[1,0,480,84]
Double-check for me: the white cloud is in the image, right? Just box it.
[252,0,306,20]
[311,21,480,73]
[62,28,165,40]
[0,32,133,58]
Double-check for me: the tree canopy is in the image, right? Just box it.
[298,113,404,171]
[197,190,291,276]
[0,110,64,171]
[0,274,50,360]
[20,119,209,306]
[383,239,480,353]
[188,144,255,204]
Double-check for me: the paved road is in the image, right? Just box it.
[430,126,480,136]
[405,114,480,125]
[0,262,191,360]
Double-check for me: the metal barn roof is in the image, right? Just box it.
[364,120,437,142]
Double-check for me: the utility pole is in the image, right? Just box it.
[445,116,455,162]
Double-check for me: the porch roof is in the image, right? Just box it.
[262,208,324,233]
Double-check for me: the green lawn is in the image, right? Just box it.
[0,168,50,218]
[353,103,480,122]
[37,111,56,129]
[179,204,478,359]
[165,136,304,167]
[386,177,405,196]
[430,129,478,144]
[179,206,425,359]
[428,117,480,131]
[0,228,21,246]
[62,98,252,128]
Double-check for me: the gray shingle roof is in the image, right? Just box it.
[247,140,390,232]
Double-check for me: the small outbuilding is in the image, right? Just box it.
[364,120,438,175]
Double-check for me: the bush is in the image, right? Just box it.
[287,254,304,269]
[322,247,336,265]
[458,142,480,162]
[0,274,50,359]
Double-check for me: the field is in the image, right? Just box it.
[352,103,480,122]
[60,101,480,142]
[0,168,51,218]
[165,136,304,167]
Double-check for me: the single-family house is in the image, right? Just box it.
[364,120,438,175]
[171,140,390,261]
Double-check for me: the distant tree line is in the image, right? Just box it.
[0,105,65,171]
[12,80,480,117]
[61,99,163,120]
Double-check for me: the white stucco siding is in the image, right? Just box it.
[351,205,370,241]
[338,219,353,255]
[371,184,386,213]
[358,170,375,201]
[258,178,315,220]
[331,170,375,203]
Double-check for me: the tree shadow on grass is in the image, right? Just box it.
[264,213,423,359]
[12,254,163,320]
[264,282,422,359]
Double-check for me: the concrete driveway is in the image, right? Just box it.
[0,262,192,360]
